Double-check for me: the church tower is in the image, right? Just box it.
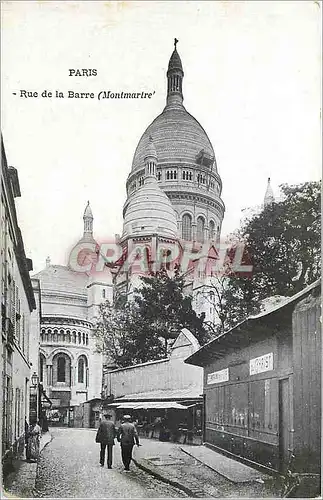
[117,136,179,295]
[125,40,225,247]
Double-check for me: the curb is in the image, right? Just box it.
[32,433,54,497]
[132,457,205,498]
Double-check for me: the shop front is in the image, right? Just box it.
[107,399,203,444]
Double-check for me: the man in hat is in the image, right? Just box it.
[95,413,116,468]
[117,415,140,471]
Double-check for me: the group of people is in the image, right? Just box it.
[96,414,140,471]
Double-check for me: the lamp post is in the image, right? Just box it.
[31,372,39,422]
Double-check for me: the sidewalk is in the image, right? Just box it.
[132,439,282,498]
[2,431,52,498]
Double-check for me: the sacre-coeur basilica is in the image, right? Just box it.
[31,40,227,421]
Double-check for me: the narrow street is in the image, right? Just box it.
[35,428,187,498]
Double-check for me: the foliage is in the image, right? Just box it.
[94,266,208,367]
[204,181,321,333]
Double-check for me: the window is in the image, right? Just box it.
[39,354,45,383]
[139,177,144,186]
[57,357,66,382]
[157,171,161,181]
[182,214,192,241]
[166,170,177,180]
[78,358,85,383]
[182,170,193,181]
[102,289,106,299]
[209,220,215,239]
[197,217,205,243]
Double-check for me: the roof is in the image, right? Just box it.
[109,358,168,374]
[113,387,203,401]
[131,106,215,172]
[185,279,321,367]
[122,176,178,239]
[33,264,89,296]
[167,48,183,73]
[108,401,193,410]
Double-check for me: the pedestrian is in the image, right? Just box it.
[26,419,41,462]
[117,415,140,471]
[95,413,116,468]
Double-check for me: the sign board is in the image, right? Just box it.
[250,352,273,375]
[207,368,229,385]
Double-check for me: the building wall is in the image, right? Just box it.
[203,329,293,471]
[107,330,203,399]
[1,142,35,461]
[292,293,321,473]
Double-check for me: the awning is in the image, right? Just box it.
[108,401,191,410]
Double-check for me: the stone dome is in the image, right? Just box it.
[122,177,178,239]
[131,105,215,172]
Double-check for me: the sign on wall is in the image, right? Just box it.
[249,352,273,375]
[207,368,229,385]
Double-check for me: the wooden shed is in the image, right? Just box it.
[185,280,321,473]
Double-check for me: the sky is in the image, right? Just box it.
[1,1,321,274]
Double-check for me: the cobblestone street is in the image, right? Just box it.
[35,428,187,498]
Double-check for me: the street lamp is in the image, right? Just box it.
[31,372,39,387]
[31,372,39,422]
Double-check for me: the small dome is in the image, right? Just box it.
[122,178,178,239]
[168,48,183,73]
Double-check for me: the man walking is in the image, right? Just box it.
[95,413,116,468]
[117,415,140,471]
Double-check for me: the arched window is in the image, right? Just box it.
[78,357,85,383]
[78,332,81,344]
[197,217,205,243]
[209,220,215,240]
[86,334,89,346]
[182,214,192,241]
[57,357,66,382]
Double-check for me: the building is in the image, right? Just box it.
[1,137,36,463]
[31,203,111,426]
[117,40,225,317]
[185,280,321,473]
[102,329,203,441]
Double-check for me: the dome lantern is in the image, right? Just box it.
[144,135,157,179]
[82,201,94,240]
[264,178,275,206]
[166,38,184,108]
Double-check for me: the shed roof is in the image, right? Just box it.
[112,387,203,401]
[185,280,320,367]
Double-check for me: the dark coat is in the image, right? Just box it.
[96,419,116,445]
[117,422,139,446]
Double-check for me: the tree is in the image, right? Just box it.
[134,266,208,354]
[94,300,165,368]
[215,181,321,330]
[94,266,209,367]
